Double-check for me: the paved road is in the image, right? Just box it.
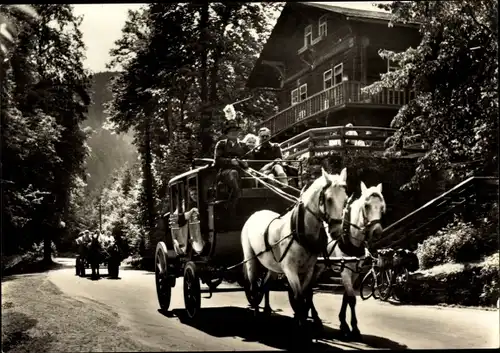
[48,258,498,351]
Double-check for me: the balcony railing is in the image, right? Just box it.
[280,126,427,160]
[260,81,415,136]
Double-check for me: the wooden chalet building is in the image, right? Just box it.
[247,2,421,144]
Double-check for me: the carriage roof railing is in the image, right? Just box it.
[170,157,302,204]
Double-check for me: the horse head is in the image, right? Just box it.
[302,167,348,235]
[356,181,386,240]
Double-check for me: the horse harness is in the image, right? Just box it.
[262,178,344,264]
[325,192,384,266]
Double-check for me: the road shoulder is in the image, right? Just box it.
[1,273,155,352]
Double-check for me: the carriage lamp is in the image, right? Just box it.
[343,76,349,82]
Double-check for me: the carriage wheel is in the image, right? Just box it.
[80,260,86,277]
[183,261,201,320]
[75,257,80,276]
[155,242,172,312]
[360,271,376,300]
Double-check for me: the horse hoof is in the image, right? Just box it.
[253,308,260,318]
[339,323,351,340]
[351,328,362,342]
[263,307,273,316]
[312,318,324,333]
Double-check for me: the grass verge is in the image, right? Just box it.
[1,273,155,352]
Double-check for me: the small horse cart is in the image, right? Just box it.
[75,232,122,279]
[154,158,303,319]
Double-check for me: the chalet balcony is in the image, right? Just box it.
[260,81,415,137]
[280,126,427,160]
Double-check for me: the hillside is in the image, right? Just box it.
[83,71,138,195]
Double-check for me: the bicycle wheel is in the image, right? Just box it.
[372,270,381,300]
[360,271,375,300]
[392,267,410,302]
[378,268,393,301]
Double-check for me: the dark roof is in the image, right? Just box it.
[302,2,394,21]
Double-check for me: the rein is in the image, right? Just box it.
[322,192,384,273]
[226,170,347,271]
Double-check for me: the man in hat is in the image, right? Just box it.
[253,127,288,186]
[214,119,249,208]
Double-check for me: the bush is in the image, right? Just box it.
[401,253,499,307]
[416,216,480,269]
[31,241,58,258]
[478,253,500,306]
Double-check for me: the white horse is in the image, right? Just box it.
[241,167,348,332]
[308,181,386,341]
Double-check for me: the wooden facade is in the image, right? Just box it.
[247,2,421,143]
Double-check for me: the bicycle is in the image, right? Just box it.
[359,251,389,301]
[378,248,411,302]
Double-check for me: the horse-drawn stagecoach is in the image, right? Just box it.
[154,158,302,319]
[155,157,388,342]
[75,231,122,279]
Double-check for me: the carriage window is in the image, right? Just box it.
[171,183,185,213]
[170,186,178,214]
[187,177,198,210]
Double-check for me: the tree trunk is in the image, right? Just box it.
[142,114,156,233]
[209,5,233,105]
[166,98,173,143]
[198,2,212,156]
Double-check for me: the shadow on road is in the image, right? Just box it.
[159,307,407,351]
[82,274,122,281]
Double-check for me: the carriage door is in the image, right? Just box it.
[186,176,199,210]
[187,176,205,254]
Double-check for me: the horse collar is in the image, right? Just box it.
[339,199,366,257]
[291,202,327,255]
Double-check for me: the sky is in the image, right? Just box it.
[73,2,389,73]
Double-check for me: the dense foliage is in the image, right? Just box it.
[0,5,38,63]
[400,202,499,307]
[364,0,498,191]
[105,3,283,260]
[1,5,91,262]
[416,203,498,269]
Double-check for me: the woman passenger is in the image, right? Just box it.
[241,133,259,187]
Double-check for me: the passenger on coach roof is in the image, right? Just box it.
[253,127,288,186]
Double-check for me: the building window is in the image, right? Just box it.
[299,84,308,101]
[319,15,327,37]
[323,69,333,90]
[304,25,312,47]
[333,63,343,85]
[291,88,299,105]
[387,58,399,72]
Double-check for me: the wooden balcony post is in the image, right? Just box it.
[343,80,348,104]
[308,131,315,157]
